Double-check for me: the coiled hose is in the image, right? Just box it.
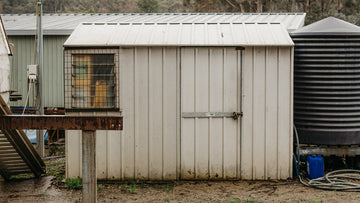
[307,169,360,191]
[293,125,360,191]
[296,163,360,191]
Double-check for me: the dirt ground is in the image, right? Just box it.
[1,158,360,203]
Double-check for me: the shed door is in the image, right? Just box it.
[180,47,241,179]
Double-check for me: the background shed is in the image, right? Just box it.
[2,13,304,110]
[64,22,294,180]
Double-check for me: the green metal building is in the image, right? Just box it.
[9,35,67,108]
[1,13,306,109]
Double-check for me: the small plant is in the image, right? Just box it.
[163,184,170,191]
[97,184,102,191]
[129,181,138,194]
[244,197,255,203]
[121,181,138,194]
[154,183,173,192]
[45,161,63,167]
[46,169,63,177]
[308,197,322,202]
[164,197,170,202]
[10,174,34,180]
[65,178,82,189]
[121,184,128,193]
[228,196,240,203]
[57,175,65,185]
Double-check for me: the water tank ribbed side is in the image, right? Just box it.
[293,35,360,145]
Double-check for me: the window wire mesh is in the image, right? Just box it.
[65,52,116,109]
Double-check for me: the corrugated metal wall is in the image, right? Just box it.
[180,47,241,180]
[66,47,179,180]
[241,47,293,179]
[0,30,10,106]
[9,35,67,108]
[66,46,293,180]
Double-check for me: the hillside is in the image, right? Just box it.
[0,0,359,25]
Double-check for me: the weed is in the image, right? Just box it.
[128,187,138,194]
[121,181,138,194]
[129,183,138,194]
[163,184,173,191]
[228,196,240,203]
[10,174,34,180]
[45,162,63,167]
[243,197,255,203]
[97,184,102,191]
[164,197,170,202]
[57,175,65,185]
[65,178,82,189]
[46,169,63,177]
[154,183,173,192]
[121,184,128,193]
[308,197,322,202]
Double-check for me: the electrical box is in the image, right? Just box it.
[27,64,37,81]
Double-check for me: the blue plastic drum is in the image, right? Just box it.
[307,155,324,179]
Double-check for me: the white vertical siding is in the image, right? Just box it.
[0,29,10,106]
[180,47,241,180]
[241,46,293,180]
[66,111,122,179]
[134,48,149,180]
[120,48,135,180]
[180,48,196,179]
[223,48,241,179]
[66,129,81,178]
[265,47,280,179]
[66,47,179,180]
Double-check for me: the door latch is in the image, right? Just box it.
[232,112,243,120]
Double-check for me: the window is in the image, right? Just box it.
[71,54,115,108]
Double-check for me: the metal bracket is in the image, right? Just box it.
[232,112,243,120]
[299,146,360,156]
[182,112,243,120]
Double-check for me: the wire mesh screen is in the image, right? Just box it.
[65,50,117,109]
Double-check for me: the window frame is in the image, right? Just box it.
[64,49,119,111]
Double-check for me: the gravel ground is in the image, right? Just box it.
[1,158,360,202]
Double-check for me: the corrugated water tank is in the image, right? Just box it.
[291,17,360,145]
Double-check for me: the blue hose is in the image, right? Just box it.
[293,154,299,178]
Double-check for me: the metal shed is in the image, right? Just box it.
[64,22,294,180]
[2,13,304,109]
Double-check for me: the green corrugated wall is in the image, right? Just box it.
[9,35,68,108]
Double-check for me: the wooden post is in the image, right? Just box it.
[82,130,96,203]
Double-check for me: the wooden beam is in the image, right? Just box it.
[0,115,123,131]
